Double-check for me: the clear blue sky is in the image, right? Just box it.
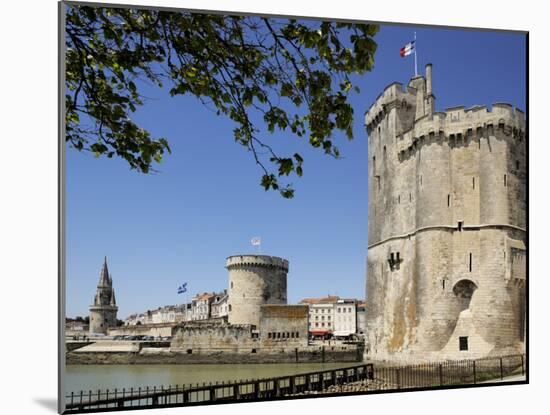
[66,20,526,319]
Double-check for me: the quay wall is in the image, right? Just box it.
[66,345,360,365]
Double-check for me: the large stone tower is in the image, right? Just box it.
[364,64,526,362]
[89,257,118,334]
[226,255,288,327]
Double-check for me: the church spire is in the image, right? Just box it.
[90,257,118,334]
[98,256,111,287]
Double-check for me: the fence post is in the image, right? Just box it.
[500,357,504,380]
[152,386,157,406]
[289,375,296,394]
[368,364,374,380]
[210,383,216,402]
[439,364,443,386]
[254,380,260,399]
[473,360,477,384]
[396,368,401,389]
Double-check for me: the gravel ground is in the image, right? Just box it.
[287,379,397,396]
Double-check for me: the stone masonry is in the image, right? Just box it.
[364,64,526,362]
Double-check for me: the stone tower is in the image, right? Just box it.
[364,64,526,362]
[89,257,118,334]
[226,255,288,327]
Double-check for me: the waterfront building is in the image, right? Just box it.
[299,296,338,338]
[210,290,229,319]
[356,302,367,336]
[333,299,357,337]
[191,292,216,320]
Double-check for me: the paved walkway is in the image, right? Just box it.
[480,374,526,383]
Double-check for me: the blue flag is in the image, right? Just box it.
[177,282,187,294]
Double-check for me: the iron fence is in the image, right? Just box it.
[64,354,525,413]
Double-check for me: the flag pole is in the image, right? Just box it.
[414,31,418,76]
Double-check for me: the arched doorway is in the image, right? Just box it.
[452,279,478,311]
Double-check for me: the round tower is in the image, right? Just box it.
[226,255,288,327]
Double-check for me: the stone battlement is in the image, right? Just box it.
[365,82,417,128]
[226,254,289,272]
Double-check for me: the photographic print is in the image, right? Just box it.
[60,1,527,413]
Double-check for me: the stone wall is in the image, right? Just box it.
[259,305,309,347]
[170,305,309,353]
[364,65,526,363]
[108,323,175,338]
[66,345,360,365]
[170,323,259,353]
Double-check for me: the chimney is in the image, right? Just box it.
[425,63,435,117]
[426,63,433,96]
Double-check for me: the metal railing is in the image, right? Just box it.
[64,354,526,413]
[64,364,373,413]
[372,354,526,390]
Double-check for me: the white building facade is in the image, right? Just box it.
[333,299,357,337]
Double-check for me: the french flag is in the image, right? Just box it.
[400,40,415,57]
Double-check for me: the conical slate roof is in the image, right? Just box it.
[98,256,111,287]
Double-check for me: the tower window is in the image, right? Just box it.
[398,195,400,204]
[516,160,520,170]
[469,253,472,272]
[504,174,507,187]
[447,194,451,207]
[472,177,475,189]
[442,279,446,290]
[459,336,468,351]
[458,221,463,232]
[383,146,387,157]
